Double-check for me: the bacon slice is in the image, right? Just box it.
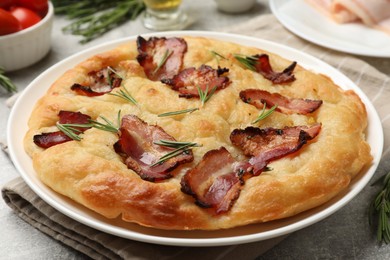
[136,36,187,81]
[251,54,297,84]
[230,124,321,175]
[162,65,230,98]
[181,147,244,214]
[57,110,91,126]
[114,115,193,182]
[33,111,92,148]
[71,67,122,97]
[33,132,72,149]
[240,89,322,115]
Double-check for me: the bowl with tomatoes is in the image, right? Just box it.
[0,0,53,71]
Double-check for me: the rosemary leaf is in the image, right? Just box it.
[154,140,201,149]
[158,108,199,117]
[234,54,258,71]
[109,87,137,105]
[56,111,121,140]
[90,116,119,133]
[370,171,390,244]
[151,140,200,166]
[56,123,91,141]
[0,68,17,93]
[107,66,123,78]
[252,103,278,124]
[153,49,172,74]
[197,85,217,107]
[210,50,226,64]
[53,0,145,43]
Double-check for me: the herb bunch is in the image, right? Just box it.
[52,0,145,43]
[370,171,390,243]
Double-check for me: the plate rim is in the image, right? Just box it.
[269,0,390,58]
[7,30,384,247]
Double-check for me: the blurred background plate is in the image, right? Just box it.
[270,0,390,57]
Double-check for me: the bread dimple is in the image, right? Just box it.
[24,36,372,230]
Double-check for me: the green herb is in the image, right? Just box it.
[153,49,172,75]
[57,111,121,140]
[52,0,145,43]
[210,50,226,64]
[56,123,86,141]
[197,85,217,107]
[90,114,120,133]
[158,107,199,117]
[106,66,122,88]
[369,171,390,243]
[0,68,17,93]
[252,103,277,124]
[151,140,201,166]
[234,54,258,71]
[210,50,226,60]
[109,87,137,105]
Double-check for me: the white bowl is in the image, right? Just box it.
[214,0,256,13]
[0,2,54,72]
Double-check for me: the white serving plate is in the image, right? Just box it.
[270,0,390,57]
[7,31,383,247]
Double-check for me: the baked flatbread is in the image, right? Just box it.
[24,36,372,230]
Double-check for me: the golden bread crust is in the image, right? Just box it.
[24,36,372,230]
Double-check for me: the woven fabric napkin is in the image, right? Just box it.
[2,14,390,259]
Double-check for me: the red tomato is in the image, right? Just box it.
[0,8,21,36]
[0,0,16,9]
[10,7,41,29]
[17,0,48,17]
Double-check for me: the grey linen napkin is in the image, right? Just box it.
[2,13,390,260]
[1,177,285,260]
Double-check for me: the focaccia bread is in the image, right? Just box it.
[24,36,372,230]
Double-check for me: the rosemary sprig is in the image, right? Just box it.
[56,123,87,141]
[234,54,257,71]
[151,140,201,166]
[0,68,17,93]
[57,111,121,140]
[370,171,390,243]
[197,85,217,107]
[90,114,120,133]
[158,107,199,117]
[153,49,172,75]
[52,0,145,43]
[109,87,137,105]
[252,103,278,124]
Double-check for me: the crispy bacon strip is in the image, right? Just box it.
[33,111,92,148]
[162,65,230,98]
[71,67,122,97]
[136,36,187,81]
[253,54,297,84]
[114,115,193,182]
[57,110,91,126]
[181,147,244,214]
[240,89,322,115]
[230,124,321,175]
[33,132,72,149]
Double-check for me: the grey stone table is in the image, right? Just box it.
[1,1,389,259]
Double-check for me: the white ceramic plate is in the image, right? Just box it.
[270,0,390,57]
[7,31,383,247]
